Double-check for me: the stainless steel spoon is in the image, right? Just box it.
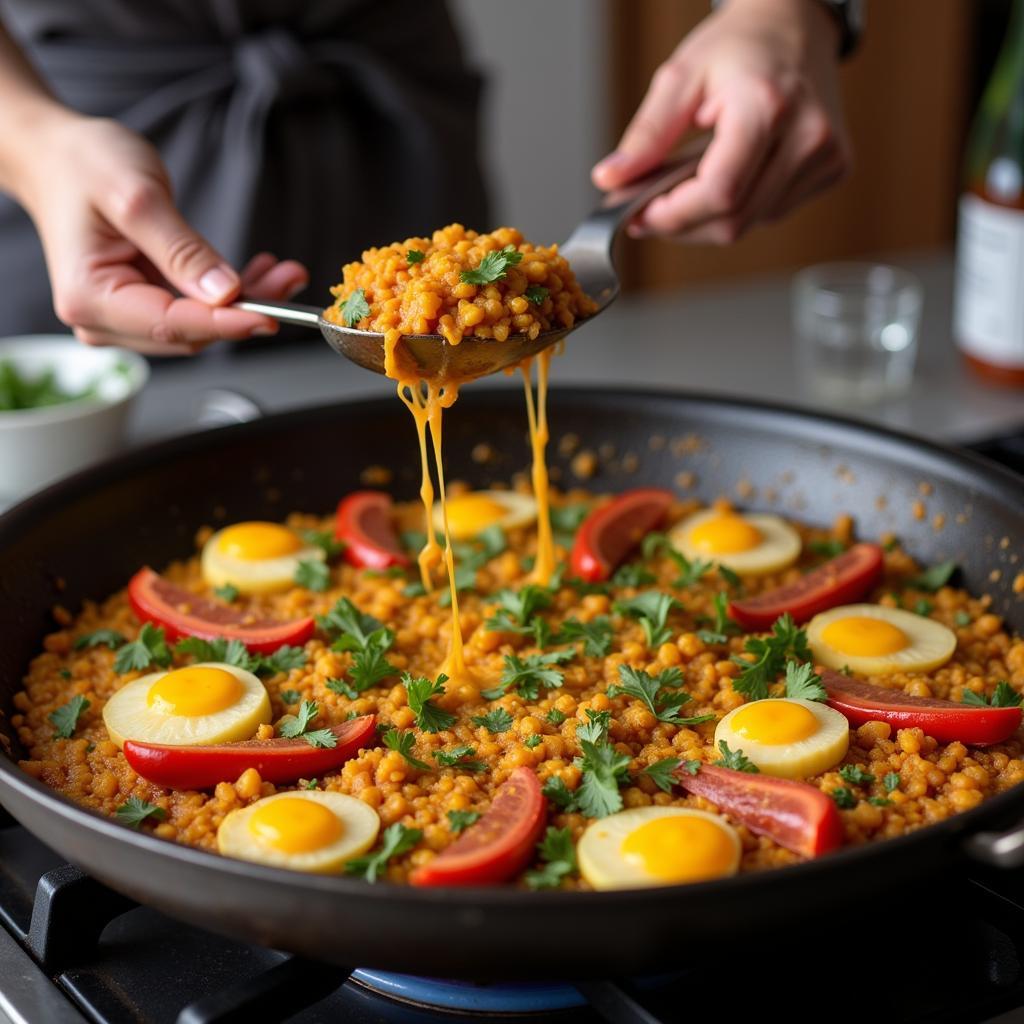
[235,142,705,382]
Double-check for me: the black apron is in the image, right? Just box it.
[0,0,489,335]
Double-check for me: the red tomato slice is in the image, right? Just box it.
[128,567,314,654]
[569,488,674,583]
[123,716,376,790]
[728,542,885,629]
[335,491,410,570]
[409,767,546,886]
[822,670,1022,746]
[674,764,843,858]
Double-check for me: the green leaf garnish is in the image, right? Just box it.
[114,624,172,674]
[382,728,431,770]
[294,559,330,592]
[406,249,426,265]
[48,694,90,739]
[713,740,759,773]
[542,775,577,810]
[524,285,549,305]
[319,597,384,648]
[257,645,307,676]
[280,689,301,704]
[555,616,613,658]
[524,826,577,890]
[339,287,371,327]
[279,700,336,747]
[471,708,514,734]
[301,529,346,559]
[213,583,239,602]
[962,681,1022,708]
[784,662,827,702]
[459,245,523,285]
[906,560,957,593]
[114,796,167,829]
[831,787,857,810]
[809,539,846,558]
[641,757,692,793]
[483,650,573,701]
[345,823,422,882]
[485,584,554,634]
[609,665,710,725]
[73,629,125,650]
[613,590,679,648]
[524,734,542,749]
[611,563,656,588]
[447,809,480,833]
[174,636,257,671]
[432,745,485,771]
[403,672,456,733]
[883,772,901,793]
[838,764,875,786]
[545,707,567,726]
[574,739,632,818]
[731,613,810,701]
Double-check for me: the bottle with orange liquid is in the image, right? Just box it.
[953,0,1024,387]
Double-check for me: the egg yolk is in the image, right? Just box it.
[821,616,908,656]
[688,514,763,555]
[621,816,736,883]
[247,798,343,853]
[147,667,243,717]
[216,522,303,561]
[444,494,507,540]
[731,700,819,745]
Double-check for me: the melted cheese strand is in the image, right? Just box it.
[520,350,555,586]
[397,381,442,592]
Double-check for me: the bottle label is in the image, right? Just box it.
[954,194,1024,367]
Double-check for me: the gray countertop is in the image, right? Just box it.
[132,250,1022,448]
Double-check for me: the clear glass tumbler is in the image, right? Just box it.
[792,263,923,404]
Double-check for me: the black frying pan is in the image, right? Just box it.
[1,389,1023,979]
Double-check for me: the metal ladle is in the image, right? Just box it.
[235,144,705,381]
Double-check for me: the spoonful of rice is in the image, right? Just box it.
[234,142,705,382]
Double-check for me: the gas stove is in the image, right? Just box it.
[2,427,1024,1024]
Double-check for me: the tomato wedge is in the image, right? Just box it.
[409,767,546,886]
[674,764,843,858]
[822,670,1022,746]
[335,491,410,570]
[728,542,885,630]
[128,567,314,654]
[123,715,376,790]
[569,488,674,583]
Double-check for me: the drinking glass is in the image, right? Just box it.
[792,263,923,404]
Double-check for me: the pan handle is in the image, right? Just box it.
[964,821,1024,869]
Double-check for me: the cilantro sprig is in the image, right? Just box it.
[962,681,1022,708]
[48,694,90,739]
[783,662,827,702]
[714,740,759,773]
[114,796,167,829]
[459,245,523,285]
[906,560,957,593]
[279,700,336,748]
[433,745,485,772]
[114,624,172,674]
[613,590,679,648]
[73,629,125,650]
[345,823,422,882]
[555,616,613,658]
[447,809,480,833]
[339,287,371,327]
[471,707,514,734]
[572,710,631,818]
[524,827,577,890]
[731,613,810,701]
[403,672,457,733]
[294,559,330,592]
[641,756,698,793]
[382,728,431,771]
[608,665,713,726]
[483,650,573,701]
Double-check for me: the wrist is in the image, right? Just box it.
[0,97,83,208]
[716,0,843,55]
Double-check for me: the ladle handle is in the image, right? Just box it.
[233,299,322,328]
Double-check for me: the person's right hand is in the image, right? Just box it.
[18,116,308,355]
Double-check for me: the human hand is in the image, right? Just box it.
[592,0,850,243]
[18,116,308,354]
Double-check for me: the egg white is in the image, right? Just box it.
[431,489,538,541]
[217,791,381,873]
[102,662,271,749]
[668,509,801,575]
[201,524,325,595]
[807,603,957,676]
[714,698,849,780]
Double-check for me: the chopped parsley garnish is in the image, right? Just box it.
[485,584,553,634]
[319,597,385,648]
[301,529,346,559]
[382,728,430,770]
[471,707,514,734]
[641,756,695,793]
[731,613,810,701]
[280,689,301,705]
[714,740,759,773]
[483,650,573,701]
[303,778,319,790]
[48,695,90,739]
[831,787,857,810]
[809,539,846,558]
[611,563,656,588]
[643,532,713,588]
[294,559,330,592]
[345,823,422,883]
[906,560,957,593]
[403,672,457,732]
[406,249,426,265]
[577,708,612,744]
[347,640,397,694]
[459,245,523,285]
[609,665,711,726]
[913,598,934,617]
[524,734,542,749]
[59,669,71,680]
[257,645,308,676]
[524,285,549,305]
[320,597,396,693]
[339,287,370,327]
[698,591,739,645]
[279,700,337,748]
[962,681,1022,708]
[115,796,167,829]
[447,809,480,833]
[213,583,239,603]
[784,662,827,702]
[574,739,632,818]
[868,796,892,807]
[545,707,568,726]
[954,610,973,627]
[542,775,577,810]
[613,590,679,648]
[114,624,172,674]
[883,772,901,793]
[718,565,743,594]
[73,629,125,650]
[549,503,589,547]
[555,616,613,658]
[175,636,255,670]
[838,764,876,786]
[433,745,485,771]
[524,827,577,890]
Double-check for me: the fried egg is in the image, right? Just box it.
[715,698,849,779]
[668,509,801,575]
[201,521,325,595]
[431,490,537,541]
[578,806,741,890]
[807,603,957,676]
[102,662,271,748]
[217,791,380,873]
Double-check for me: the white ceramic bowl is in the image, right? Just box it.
[0,336,148,504]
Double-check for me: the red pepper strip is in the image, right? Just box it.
[728,543,885,630]
[335,490,410,570]
[822,670,1022,746]
[123,715,376,790]
[674,764,843,858]
[569,488,674,583]
[128,567,314,655]
[409,767,546,886]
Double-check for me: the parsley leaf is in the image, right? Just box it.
[114,796,166,829]
[831,787,857,810]
[611,563,656,588]
[731,613,810,701]
[114,624,171,674]
[257,645,307,676]
[542,775,577,810]
[382,728,431,770]
[954,610,973,627]
[613,590,679,648]
[459,245,523,285]
[914,598,934,617]
[403,672,456,733]
[174,636,257,671]
[576,708,612,744]
[524,285,549,305]
[809,539,846,559]
[545,707,567,726]
[714,740,759,773]
[339,287,371,327]
[48,694,90,739]
[302,728,337,749]
[574,740,632,818]
[524,826,577,890]
[279,700,336,747]
[609,665,707,725]
[280,689,301,705]
[73,629,125,650]
[642,532,712,588]
[303,778,319,790]
[301,529,346,559]
[718,565,744,594]
[485,584,553,634]
[484,650,574,701]
[447,809,480,833]
[784,662,827,702]
[641,757,690,793]
[907,560,957,593]
[319,597,384,649]
[348,639,397,694]
[883,772,901,793]
[549,504,589,547]
[962,682,1022,708]
[406,249,426,265]
[471,707,514,734]
[839,764,876,786]
[213,583,239,602]
[433,745,485,771]
[345,823,422,883]
[555,616,613,658]
[868,796,892,807]
[294,559,330,592]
